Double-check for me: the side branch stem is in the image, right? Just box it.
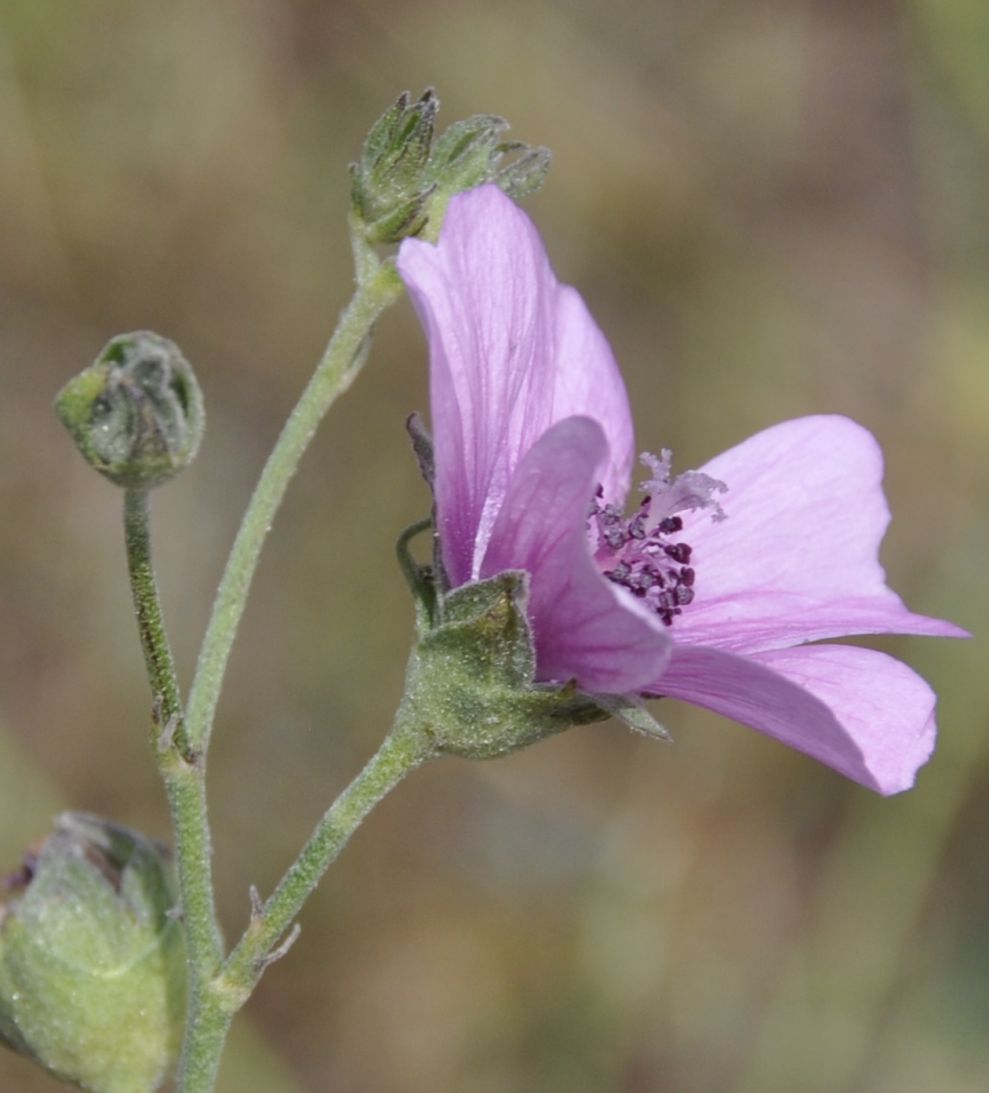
[166,719,430,1092]
[184,260,404,756]
[219,719,433,998]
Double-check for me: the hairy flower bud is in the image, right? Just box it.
[350,89,551,244]
[55,331,204,489]
[0,813,186,1093]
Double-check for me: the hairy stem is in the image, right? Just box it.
[122,488,224,1087]
[174,246,403,1089]
[170,718,432,1092]
[220,718,433,1002]
[184,256,404,757]
[124,228,405,1089]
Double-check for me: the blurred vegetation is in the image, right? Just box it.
[0,1,986,1090]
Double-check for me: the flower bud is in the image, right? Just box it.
[55,331,204,489]
[351,90,551,244]
[0,813,186,1092]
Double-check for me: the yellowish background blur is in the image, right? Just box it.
[1,1,986,1090]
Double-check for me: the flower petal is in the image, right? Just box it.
[480,416,671,693]
[397,185,633,585]
[672,591,967,653]
[552,283,634,499]
[674,415,966,651]
[652,643,938,794]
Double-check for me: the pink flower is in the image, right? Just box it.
[397,185,965,794]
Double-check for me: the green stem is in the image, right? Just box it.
[219,717,433,1002]
[122,489,225,1086]
[123,488,184,737]
[170,980,236,1093]
[184,256,404,757]
[163,760,228,1093]
[124,226,404,1089]
[168,717,432,1092]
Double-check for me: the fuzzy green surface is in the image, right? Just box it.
[0,815,186,1092]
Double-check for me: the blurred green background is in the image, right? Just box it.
[1,1,986,1090]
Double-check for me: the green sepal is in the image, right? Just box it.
[423,114,508,198]
[426,114,507,176]
[351,90,438,231]
[435,571,535,681]
[350,89,552,245]
[360,90,437,198]
[588,693,672,741]
[495,144,553,199]
[0,813,186,1092]
[54,331,204,489]
[401,572,607,760]
[361,185,435,245]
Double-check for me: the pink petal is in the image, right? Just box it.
[653,643,938,794]
[672,591,967,653]
[480,416,671,693]
[674,416,966,651]
[397,185,633,586]
[551,284,633,500]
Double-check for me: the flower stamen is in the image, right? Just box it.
[591,451,727,626]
